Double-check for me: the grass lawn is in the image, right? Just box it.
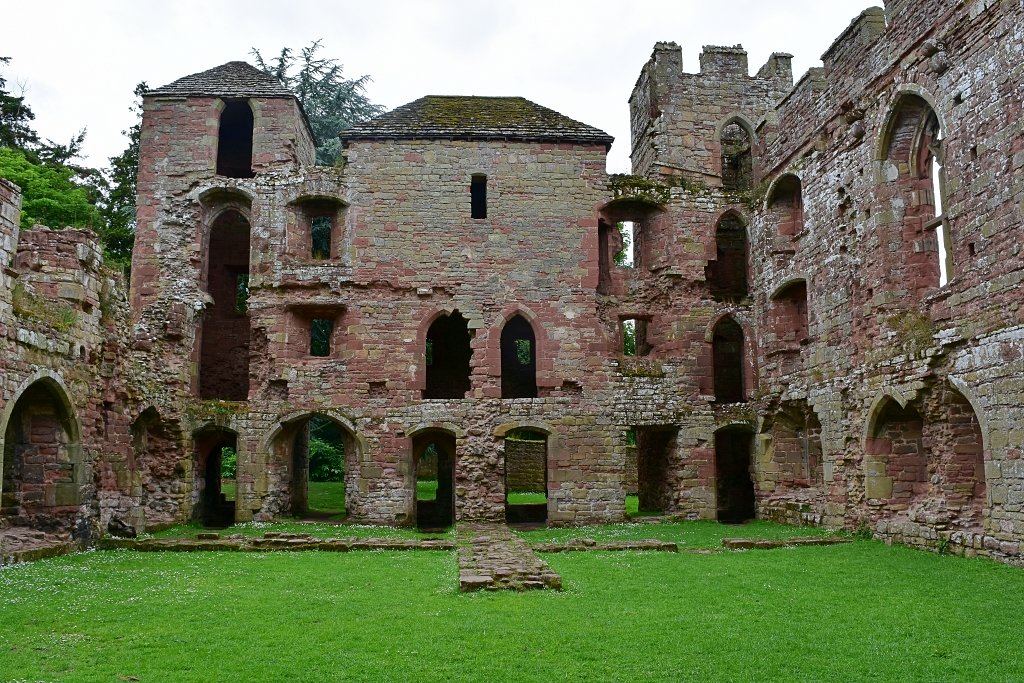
[416,479,437,501]
[2,526,1023,681]
[507,491,546,505]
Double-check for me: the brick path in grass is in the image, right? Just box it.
[457,522,562,592]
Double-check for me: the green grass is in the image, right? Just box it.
[219,481,344,515]
[516,519,841,548]
[2,528,1023,681]
[308,480,344,514]
[417,479,437,501]
[149,521,451,540]
[507,491,546,505]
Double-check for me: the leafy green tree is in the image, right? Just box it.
[309,438,344,482]
[0,147,102,229]
[251,41,384,165]
[98,81,147,271]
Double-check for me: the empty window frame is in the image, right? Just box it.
[310,318,334,357]
[500,315,537,398]
[471,174,487,219]
[216,100,254,179]
[621,317,651,357]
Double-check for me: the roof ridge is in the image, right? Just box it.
[343,95,613,149]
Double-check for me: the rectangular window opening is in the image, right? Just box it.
[622,318,650,357]
[310,318,334,357]
[471,174,487,219]
[311,215,332,260]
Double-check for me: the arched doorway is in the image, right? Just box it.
[412,431,456,529]
[715,425,755,523]
[2,379,82,527]
[271,413,353,519]
[193,427,237,527]
[500,314,537,398]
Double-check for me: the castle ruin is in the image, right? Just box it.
[2,0,1022,563]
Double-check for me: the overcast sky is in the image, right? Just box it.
[4,0,873,174]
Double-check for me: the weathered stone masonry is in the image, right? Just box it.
[1,0,1022,565]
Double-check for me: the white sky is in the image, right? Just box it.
[3,0,873,174]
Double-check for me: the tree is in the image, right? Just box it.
[251,41,384,165]
[0,146,102,230]
[98,81,147,271]
[0,57,39,151]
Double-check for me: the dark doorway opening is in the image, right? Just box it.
[424,311,473,399]
[216,100,254,178]
[413,432,456,529]
[194,429,237,528]
[707,213,749,300]
[715,426,755,523]
[199,209,251,400]
[504,429,548,524]
[501,315,537,398]
[1,380,80,524]
[712,317,746,403]
[276,414,349,519]
[634,427,677,516]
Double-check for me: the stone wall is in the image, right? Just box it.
[505,438,546,492]
[3,0,1023,565]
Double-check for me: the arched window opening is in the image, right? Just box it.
[193,428,237,528]
[2,381,81,526]
[424,311,473,399]
[767,175,804,237]
[712,317,746,403]
[706,213,748,300]
[769,280,809,358]
[504,429,547,524]
[413,431,456,529]
[864,399,926,509]
[765,403,823,490]
[715,425,755,523]
[199,210,251,400]
[720,121,752,191]
[216,100,254,178]
[501,315,537,399]
[932,386,985,519]
[881,94,950,292]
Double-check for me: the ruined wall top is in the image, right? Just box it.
[0,177,20,272]
[629,42,793,181]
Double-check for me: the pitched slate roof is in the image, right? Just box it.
[147,61,295,98]
[342,96,613,148]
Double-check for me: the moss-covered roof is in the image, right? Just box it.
[342,96,613,148]
[147,61,295,98]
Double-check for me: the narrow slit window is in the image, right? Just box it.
[621,318,650,357]
[471,174,487,219]
[310,318,334,357]
[311,215,332,260]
